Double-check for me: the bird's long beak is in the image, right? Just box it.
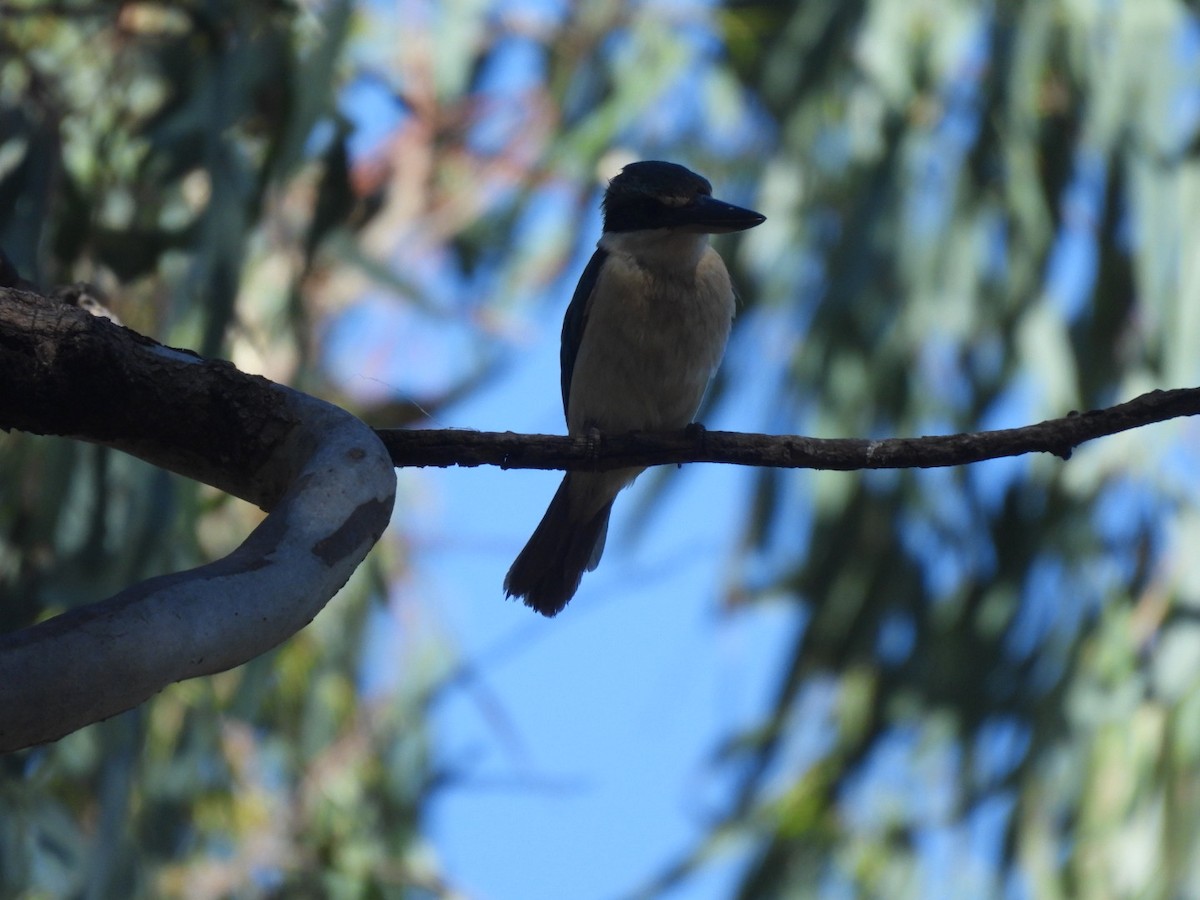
[684,195,766,234]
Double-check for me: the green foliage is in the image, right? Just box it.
[1,0,770,894]
[4,0,1200,897]
[691,1,1200,896]
[0,2,442,895]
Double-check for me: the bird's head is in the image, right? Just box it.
[601,161,765,235]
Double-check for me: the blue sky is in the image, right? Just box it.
[326,3,800,894]
[401,298,802,900]
[327,7,992,894]
[320,1,1200,895]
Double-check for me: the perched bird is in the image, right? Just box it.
[504,160,765,616]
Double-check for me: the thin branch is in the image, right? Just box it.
[375,387,1200,472]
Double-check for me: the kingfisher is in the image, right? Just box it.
[504,160,765,616]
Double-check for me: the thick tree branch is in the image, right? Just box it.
[375,387,1200,472]
[0,288,396,750]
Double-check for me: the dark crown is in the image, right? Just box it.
[601,161,713,233]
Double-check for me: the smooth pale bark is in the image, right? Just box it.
[0,288,396,750]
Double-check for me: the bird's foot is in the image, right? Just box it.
[682,422,708,468]
[584,425,602,460]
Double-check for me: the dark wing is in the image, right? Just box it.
[559,247,608,418]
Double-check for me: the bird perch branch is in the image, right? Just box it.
[375,387,1200,472]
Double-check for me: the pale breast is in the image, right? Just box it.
[567,242,735,434]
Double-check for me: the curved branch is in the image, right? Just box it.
[376,387,1200,472]
[0,288,396,750]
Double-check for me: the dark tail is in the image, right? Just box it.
[504,474,613,617]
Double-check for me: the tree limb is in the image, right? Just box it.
[0,287,397,750]
[2,279,1196,749]
[375,387,1200,472]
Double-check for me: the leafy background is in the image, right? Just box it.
[4,0,1200,897]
